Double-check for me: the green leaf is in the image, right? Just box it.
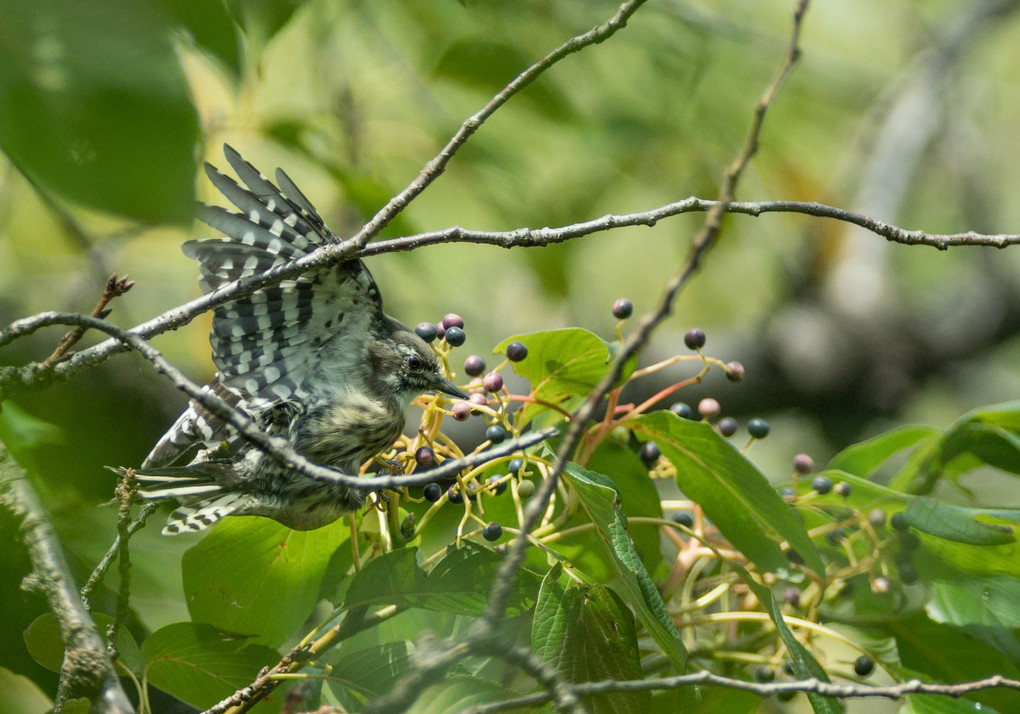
[927,577,1020,661]
[902,498,1017,546]
[322,642,412,701]
[408,675,518,714]
[890,612,1020,713]
[164,0,243,81]
[23,612,140,676]
[343,543,539,616]
[562,462,687,671]
[0,402,65,474]
[183,517,348,647]
[0,0,198,223]
[902,694,999,714]
[141,623,280,710]
[494,328,636,425]
[533,567,649,714]
[0,667,51,714]
[633,411,824,576]
[827,425,937,476]
[893,401,1020,493]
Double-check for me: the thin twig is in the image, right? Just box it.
[81,501,157,611]
[41,274,134,369]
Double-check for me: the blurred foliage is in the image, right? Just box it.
[1,0,1020,712]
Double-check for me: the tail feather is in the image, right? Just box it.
[163,492,255,535]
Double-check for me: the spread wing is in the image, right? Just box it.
[143,145,383,469]
[185,144,384,407]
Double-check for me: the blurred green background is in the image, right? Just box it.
[1,0,1019,708]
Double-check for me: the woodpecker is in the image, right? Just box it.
[134,145,466,535]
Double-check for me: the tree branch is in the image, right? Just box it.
[0,449,133,713]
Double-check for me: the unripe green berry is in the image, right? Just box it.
[517,479,536,499]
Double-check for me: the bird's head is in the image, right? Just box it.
[368,321,468,408]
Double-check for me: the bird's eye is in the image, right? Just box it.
[407,355,423,370]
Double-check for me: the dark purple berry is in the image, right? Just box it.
[452,401,472,421]
[483,371,504,393]
[506,341,528,362]
[435,322,447,340]
[811,475,833,495]
[669,402,694,419]
[444,326,466,347]
[867,508,887,529]
[423,483,442,502]
[717,417,738,437]
[612,298,633,319]
[793,453,814,474]
[639,441,661,465]
[447,486,464,504]
[834,481,851,498]
[853,655,875,677]
[890,512,909,531]
[684,328,706,350]
[469,392,488,406]
[464,355,486,377]
[672,512,694,528]
[486,424,508,444]
[754,666,775,683]
[826,527,846,544]
[508,458,524,474]
[782,587,801,607]
[415,446,435,467]
[698,398,721,420]
[488,476,507,495]
[415,322,438,342]
[442,313,464,330]
[747,418,770,439]
[482,521,503,542]
[725,361,745,382]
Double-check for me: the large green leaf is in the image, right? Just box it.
[826,425,937,476]
[0,0,198,222]
[893,402,1020,493]
[494,328,636,425]
[0,667,51,714]
[533,566,649,714]
[903,498,1018,546]
[343,542,539,616]
[927,577,1020,661]
[561,462,687,671]
[891,612,1020,712]
[141,623,280,710]
[23,612,140,676]
[183,517,348,648]
[633,411,824,576]
[323,641,412,701]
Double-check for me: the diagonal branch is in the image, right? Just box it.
[0,450,133,713]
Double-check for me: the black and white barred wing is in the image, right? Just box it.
[186,145,384,409]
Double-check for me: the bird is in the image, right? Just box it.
[132,145,467,536]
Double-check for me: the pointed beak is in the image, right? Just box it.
[433,375,469,400]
